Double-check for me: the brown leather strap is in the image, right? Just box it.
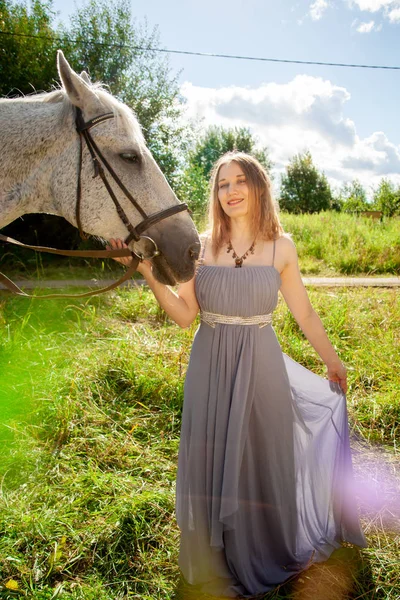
[77,125,190,246]
[0,233,138,299]
[75,108,190,245]
[126,203,190,244]
[80,125,143,243]
[76,128,87,240]
[0,256,139,299]
[0,233,132,258]
[76,112,115,131]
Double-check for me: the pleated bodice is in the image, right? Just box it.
[195,265,281,318]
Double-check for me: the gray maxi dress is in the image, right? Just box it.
[176,248,366,598]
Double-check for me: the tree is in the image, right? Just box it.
[189,126,272,181]
[175,163,209,224]
[0,0,59,96]
[176,126,273,220]
[279,151,332,213]
[373,179,400,217]
[339,180,369,213]
[63,0,187,183]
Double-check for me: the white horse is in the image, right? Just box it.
[0,51,200,285]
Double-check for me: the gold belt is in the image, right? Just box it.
[201,311,272,329]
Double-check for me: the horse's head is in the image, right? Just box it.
[56,51,200,285]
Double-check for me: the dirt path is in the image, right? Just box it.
[1,276,399,290]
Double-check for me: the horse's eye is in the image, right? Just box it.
[120,152,138,163]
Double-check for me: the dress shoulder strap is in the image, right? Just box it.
[198,235,208,266]
[271,238,276,267]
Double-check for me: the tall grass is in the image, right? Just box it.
[0,286,399,599]
[280,212,400,275]
[1,212,399,280]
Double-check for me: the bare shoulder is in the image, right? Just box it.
[275,234,298,268]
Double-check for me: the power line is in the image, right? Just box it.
[1,29,400,71]
[162,48,400,70]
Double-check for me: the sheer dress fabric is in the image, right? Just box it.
[176,256,366,598]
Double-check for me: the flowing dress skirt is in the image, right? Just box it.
[176,265,366,598]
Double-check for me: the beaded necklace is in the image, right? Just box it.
[227,240,256,268]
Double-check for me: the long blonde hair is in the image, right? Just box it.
[207,152,284,257]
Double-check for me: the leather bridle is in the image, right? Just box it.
[75,107,189,258]
[0,108,193,299]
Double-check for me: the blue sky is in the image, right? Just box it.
[52,0,400,193]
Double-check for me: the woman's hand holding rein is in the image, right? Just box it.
[106,238,152,277]
[107,238,200,328]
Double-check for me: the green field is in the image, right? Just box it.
[0,285,399,599]
[1,211,400,280]
[280,212,400,275]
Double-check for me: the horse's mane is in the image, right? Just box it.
[1,84,145,145]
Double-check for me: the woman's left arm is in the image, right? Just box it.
[278,238,347,393]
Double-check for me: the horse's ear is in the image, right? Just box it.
[57,50,96,109]
[80,71,91,85]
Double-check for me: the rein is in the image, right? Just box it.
[0,107,190,299]
[0,233,138,299]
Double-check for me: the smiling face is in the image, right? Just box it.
[208,151,283,257]
[217,161,251,219]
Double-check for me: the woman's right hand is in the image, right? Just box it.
[106,238,153,277]
[106,238,131,266]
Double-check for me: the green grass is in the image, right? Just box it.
[0,287,399,599]
[0,251,135,281]
[280,212,400,275]
[2,211,400,280]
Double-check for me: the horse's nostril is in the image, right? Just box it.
[188,243,200,260]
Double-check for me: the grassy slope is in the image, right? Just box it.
[0,287,399,599]
[280,212,400,276]
[1,212,400,280]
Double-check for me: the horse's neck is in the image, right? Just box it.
[0,99,75,227]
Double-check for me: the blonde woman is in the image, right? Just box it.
[109,152,365,598]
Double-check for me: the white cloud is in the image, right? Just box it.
[350,0,400,24]
[309,0,329,20]
[342,132,400,174]
[180,77,400,194]
[351,0,392,11]
[354,18,383,29]
[356,19,377,30]
[388,6,400,20]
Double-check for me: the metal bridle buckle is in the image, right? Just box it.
[131,235,160,261]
